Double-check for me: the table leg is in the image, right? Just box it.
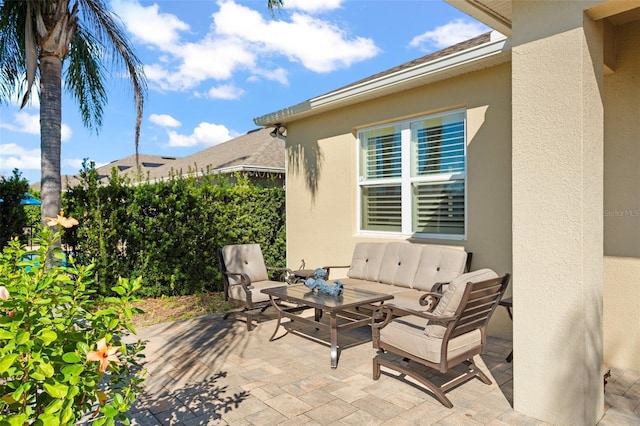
[268,296,284,342]
[330,312,339,369]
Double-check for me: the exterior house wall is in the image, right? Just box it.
[603,19,640,371]
[285,63,513,337]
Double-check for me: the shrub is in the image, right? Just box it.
[0,215,146,425]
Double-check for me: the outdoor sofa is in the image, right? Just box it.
[325,242,471,311]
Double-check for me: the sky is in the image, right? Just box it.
[0,0,489,184]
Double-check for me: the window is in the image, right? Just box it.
[358,110,466,238]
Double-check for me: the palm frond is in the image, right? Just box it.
[77,0,146,158]
[64,26,106,131]
[0,1,29,104]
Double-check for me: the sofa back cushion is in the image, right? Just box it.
[424,268,498,338]
[377,243,423,288]
[347,242,386,281]
[221,244,269,285]
[411,246,468,291]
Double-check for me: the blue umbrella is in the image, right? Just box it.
[20,193,41,205]
[0,193,41,205]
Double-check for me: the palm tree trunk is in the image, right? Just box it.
[40,55,63,225]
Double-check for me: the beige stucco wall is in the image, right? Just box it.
[511,2,605,424]
[285,63,513,337]
[603,19,640,371]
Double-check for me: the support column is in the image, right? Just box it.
[511,1,604,424]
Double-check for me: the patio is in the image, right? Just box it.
[124,313,640,425]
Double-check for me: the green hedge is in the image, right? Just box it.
[0,170,30,246]
[63,162,286,297]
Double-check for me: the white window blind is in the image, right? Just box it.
[358,110,466,238]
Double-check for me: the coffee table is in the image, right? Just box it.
[261,284,393,368]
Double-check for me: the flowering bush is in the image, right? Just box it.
[0,215,146,425]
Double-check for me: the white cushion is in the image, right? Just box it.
[222,244,269,285]
[411,246,468,291]
[377,243,423,288]
[347,243,386,281]
[379,314,481,363]
[424,269,498,338]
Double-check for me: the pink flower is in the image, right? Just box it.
[0,286,9,300]
[87,338,121,372]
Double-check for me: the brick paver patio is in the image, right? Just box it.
[124,312,640,425]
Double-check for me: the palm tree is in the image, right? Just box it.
[0,0,146,224]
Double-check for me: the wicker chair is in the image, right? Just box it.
[217,244,291,331]
[372,269,511,408]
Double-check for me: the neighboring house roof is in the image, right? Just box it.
[31,128,284,190]
[144,127,284,183]
[254,31,511,127]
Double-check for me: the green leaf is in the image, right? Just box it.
[38,362,55,378]
[111,286,126,296]
[37,413,60,426]
[43,382,69,398]
[62,352,81,363]
[39,329,58,345]
[60,405,74,424]
[0,354,19,373]
[6,413,28,426]
[44,398,64,414]
[0,329,14,340]
[61,364,84,376]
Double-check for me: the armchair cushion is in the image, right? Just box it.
[379,314,481,363]
[228,279,284,304]
[221,244,269,284]
[425,268,498,338]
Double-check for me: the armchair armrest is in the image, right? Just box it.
[321,265,350,280]
[430,281,450,294]
[267,266,294,283]
[418,291,444,311]
[221,270,253,289]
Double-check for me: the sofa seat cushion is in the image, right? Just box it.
[425,268,498,338]
[379,314,481,363]
[347,243,386,281]
[228,280,285,304]
[385,290,432,311]
[377,243,423,289]
[411,246,468,291]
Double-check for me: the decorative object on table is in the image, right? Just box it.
[304,268,344,296]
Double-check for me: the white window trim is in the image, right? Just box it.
[356,109,467,240]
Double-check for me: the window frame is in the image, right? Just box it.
[356,109,467,240]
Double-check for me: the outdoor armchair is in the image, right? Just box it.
[372,269,511,408]
[217,243,292,331]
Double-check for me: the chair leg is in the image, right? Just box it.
[373,357,381,380]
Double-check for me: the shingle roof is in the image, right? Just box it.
[145,127,284,182]
[334,32,492,93]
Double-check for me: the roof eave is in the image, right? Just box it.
[254,35,511,127]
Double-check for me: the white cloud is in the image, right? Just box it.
[166,122,238,147]
[149,114,181,128]
[116,0,379,92]
[62,158,85,172]
[282,0,344,13]
[0,143,40,172]
[214,2,379,73]
[409,19,489,51]
[110,0,190,48]
[196,84,245,100]
[0,111,72,141]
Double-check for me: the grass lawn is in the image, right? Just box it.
[131,292,233,327]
